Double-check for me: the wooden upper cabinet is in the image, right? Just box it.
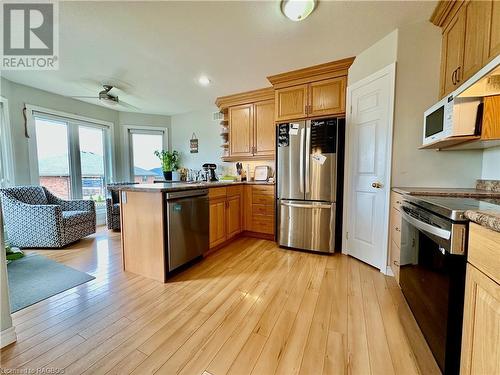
[484,0,500,63]
[433,0,500,98]
[216,87,275,161]
[462,0,489,82]
[275,84,308,122]
[309,77,346,117]
[269,58,354,122]
[440,7,466,97]
[229,104,253,157]
[254,99,275,157]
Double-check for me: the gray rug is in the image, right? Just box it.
[7,254,95,313]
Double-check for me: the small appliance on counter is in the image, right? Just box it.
[254,165,271,181]
[202,163,218,182]
[236,162,246,181]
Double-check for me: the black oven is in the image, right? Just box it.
[400,200,467,375]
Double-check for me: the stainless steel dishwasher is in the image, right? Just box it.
[165,189,209,272]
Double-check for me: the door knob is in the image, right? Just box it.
[372,182,383,189]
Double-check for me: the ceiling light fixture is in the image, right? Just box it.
[281,0,317,21]
[198,76,211,86]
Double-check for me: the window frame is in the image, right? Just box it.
[26,104,115,192]
[0,97,14,187]
[122,125,169,182]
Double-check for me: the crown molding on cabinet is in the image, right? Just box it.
[266,57,355,89]
[430,0,465,28]
[215,87,274,109]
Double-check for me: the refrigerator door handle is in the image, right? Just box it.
[305,123,311,194]
[281,201,332,209]
[299,127,305,193]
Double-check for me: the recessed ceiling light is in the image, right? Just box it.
[281,0,317,22]
[198,76,211,86]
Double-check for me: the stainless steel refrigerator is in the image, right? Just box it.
[277,117,344,253]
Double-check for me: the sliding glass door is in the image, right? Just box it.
[32,113,113,221]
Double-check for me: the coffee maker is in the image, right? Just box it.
[202,163,218,182]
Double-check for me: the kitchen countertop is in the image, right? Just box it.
[393,186,500,233]
[114,180,275,193]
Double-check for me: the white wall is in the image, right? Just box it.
[392,21,483,188]
[170,106,222,171]
[0,77,172,183]
[348,29,398,86]
[349,22,484,189]
[482,146,500,179]
[170,107,275,178]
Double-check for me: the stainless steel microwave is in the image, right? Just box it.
[422,95,480,145]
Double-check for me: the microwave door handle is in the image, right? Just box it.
[401,210,451,240]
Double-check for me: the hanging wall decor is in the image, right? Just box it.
[190,133,199,153]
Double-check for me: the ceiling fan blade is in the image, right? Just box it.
[69,96,99,99]
[119,101,140,110]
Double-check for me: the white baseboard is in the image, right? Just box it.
[385,266,394,277]
[0,325,17,348]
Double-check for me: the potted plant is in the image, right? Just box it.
[154,150,180,181]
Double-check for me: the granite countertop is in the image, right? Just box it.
[114,180,275,193]
[393,186,500,233]
[392,187,500,198]
[464,210,500,233]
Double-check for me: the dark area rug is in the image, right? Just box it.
[7,254,95,312]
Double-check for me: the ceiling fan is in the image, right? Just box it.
[69,84,139,110]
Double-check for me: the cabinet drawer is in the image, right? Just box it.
[226,185,243,197]
[209,187,227,200]
[251,185,274,195]
[252,194,274,205]
[252,204,274,216]
[390,207,402,246]
[468,223,500,284]
[252,216,275,234]
[391,192,404,212]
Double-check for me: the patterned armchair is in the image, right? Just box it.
[0,186,96,248]
[105,182,137,230]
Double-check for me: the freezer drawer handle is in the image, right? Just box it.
[281,202,332,209]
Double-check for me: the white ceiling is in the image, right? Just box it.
[2,1,437,115]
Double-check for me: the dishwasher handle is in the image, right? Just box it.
[165,189,208,200]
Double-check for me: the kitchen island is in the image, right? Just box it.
[117,181,275,282]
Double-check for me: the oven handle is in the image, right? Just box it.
[401,210,451,240]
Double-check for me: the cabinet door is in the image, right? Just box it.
[484,0,500,63]
[226,195,241,239]
[254,100,275,157]
[461,264,500,374]
[462,1,489,82]
[209,198,226,248]
[309,77,346,117]
[275,84,308,122]
[440,7,466,97]
[229,104,253,157]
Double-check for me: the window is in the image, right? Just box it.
[0,99,14,188]
[28,106,114,223]
[127,128,167,183]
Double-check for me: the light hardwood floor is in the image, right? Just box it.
[1,227,439,375]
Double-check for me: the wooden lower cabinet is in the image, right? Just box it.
[208,186,243,250]
[244,184,275,237]
[389,191,403,283]
[226,194,242,239]
[209,197,227,248]
[461,223,500,374]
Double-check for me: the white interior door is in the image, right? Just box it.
[344,64,395,271]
